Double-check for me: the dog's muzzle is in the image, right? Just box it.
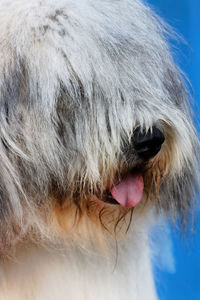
[103,126,165,207]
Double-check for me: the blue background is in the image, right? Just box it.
[146,1,200,300]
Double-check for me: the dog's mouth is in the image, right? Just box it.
[103,170,144,207]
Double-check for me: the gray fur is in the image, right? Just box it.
[0,0,199,248]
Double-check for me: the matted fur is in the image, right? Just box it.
[0,0,199,299]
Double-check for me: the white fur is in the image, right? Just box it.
[0,211,157,300]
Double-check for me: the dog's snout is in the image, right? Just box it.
[133,126,165,160]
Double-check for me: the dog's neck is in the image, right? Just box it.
[0,208,158,300]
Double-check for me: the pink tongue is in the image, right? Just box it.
[110,173,144,207]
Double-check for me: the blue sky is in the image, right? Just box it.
[146,1,200,299]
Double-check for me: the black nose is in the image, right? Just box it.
[133,126,165,160]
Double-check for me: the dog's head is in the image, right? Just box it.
[0,0,199,252]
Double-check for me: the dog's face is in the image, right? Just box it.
[0,0,199,252]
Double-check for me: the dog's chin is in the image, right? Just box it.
[48,155,167,250]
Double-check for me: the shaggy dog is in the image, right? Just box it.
[0,0,198,299]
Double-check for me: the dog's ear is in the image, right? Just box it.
[155,66,200,227]
[0,58,25,249]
